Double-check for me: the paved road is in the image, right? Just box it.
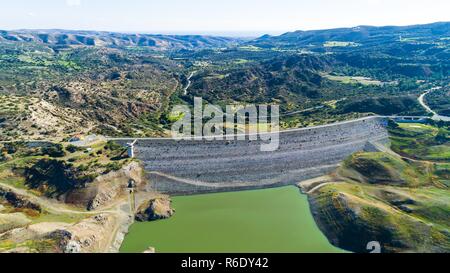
[418,87,450,122]
[183,71,196,95]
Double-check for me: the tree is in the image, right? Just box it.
[42,144,65,158]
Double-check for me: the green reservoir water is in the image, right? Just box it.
[120,186,344,253]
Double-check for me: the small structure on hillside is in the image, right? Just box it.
[128,179,136,189]
[127,140,137,158]
[69,134,84,143]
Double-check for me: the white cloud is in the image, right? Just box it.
[66,0,82,7]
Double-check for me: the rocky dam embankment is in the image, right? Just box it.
[113,116,389,195]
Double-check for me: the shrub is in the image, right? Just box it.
[77,164,88,172]
[105,162,122,172]
[24,159,98,196]
[66,145,80,153]
[41,144,65,158]
[435,129,449,145]
[24,159,76,195]
[105,141,123,151]
[3,143,18,154]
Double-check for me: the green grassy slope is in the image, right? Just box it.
[308,121,450,253]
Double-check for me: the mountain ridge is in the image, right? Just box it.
[0,29,241,50]
[1,21,449,50]
[251,21,450,48]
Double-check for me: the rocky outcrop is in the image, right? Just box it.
[135,197,175,222]
[0,213,119,253]
[0,161,149,253]
[0,222,71,253]
[40,214,119,253]
[65,162,145,210]
[143,247,156,253]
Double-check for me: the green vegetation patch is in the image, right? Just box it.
[324,74,383,86]
[341,152,431,187]
[312,182,450,253]
[389,121,450,162]
[0,237,60,253]
[1,141,130,197]
[311,121,450,253]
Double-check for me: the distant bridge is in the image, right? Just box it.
[387,116,430,123]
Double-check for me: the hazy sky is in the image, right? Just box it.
[1,0,449,36]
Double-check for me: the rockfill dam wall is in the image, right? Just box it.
[112,116,389,195]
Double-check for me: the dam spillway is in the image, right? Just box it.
[112,116,389,195]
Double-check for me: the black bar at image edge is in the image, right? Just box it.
[0,253,445,272]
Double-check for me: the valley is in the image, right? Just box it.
[2,23,449,141]
[0,22,449,253]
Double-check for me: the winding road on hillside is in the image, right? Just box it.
[418,87,450,122]
[183,71,196,95]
